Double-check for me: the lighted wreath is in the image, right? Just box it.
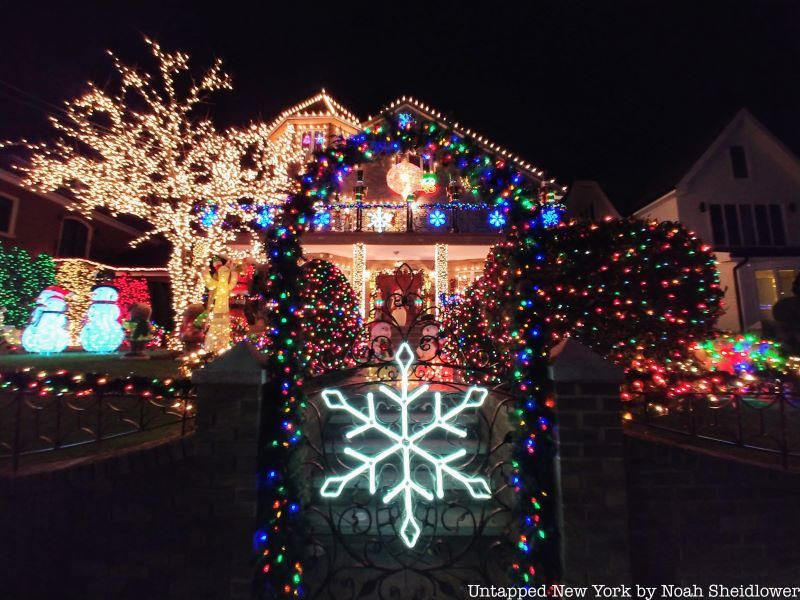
[254,110,563,597]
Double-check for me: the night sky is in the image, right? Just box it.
[2,1,799,212]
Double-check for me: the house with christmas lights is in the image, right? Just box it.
[230,91,566,317]
[634,109,800,332]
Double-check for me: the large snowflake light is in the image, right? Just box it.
[369,207,394,232]
[320,343,491,548]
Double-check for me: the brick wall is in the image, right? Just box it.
[0,344,263,600]
[626,433,800,585]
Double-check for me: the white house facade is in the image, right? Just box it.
[634,109,800,332]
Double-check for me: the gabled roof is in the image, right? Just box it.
[631,108,800,214]
[264,89,361,136]
[365,96,566,192]
[679,108,800,189]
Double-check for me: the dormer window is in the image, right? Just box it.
[729,145,749,179]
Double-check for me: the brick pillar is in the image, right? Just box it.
[191,342,265,600]
[549,339,631,584]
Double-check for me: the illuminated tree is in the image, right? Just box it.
[18,38,300,336]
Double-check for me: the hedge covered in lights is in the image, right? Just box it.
[444,218,724,375]
[0,242,56,328]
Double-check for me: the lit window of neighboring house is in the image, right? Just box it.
[0,194,18,236]
[57,217,91,258]
[756,268,798,322]
[708,203,786,247]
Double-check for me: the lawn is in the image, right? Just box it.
[0,350,183,380]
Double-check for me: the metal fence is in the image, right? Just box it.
[625,390,800,468]
[0,384,195,473]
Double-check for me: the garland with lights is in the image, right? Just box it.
[0,242,56,328]
[0,368,192,398]
[254,110,562,597]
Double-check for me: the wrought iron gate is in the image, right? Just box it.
[295,264,519,599]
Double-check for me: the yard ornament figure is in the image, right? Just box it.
[203,255,239,353]
[320,342,491,548]
[80,285,125,353]
[22,286,71,354]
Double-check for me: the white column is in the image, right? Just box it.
[434,243,449,308]
[352,243,367,318]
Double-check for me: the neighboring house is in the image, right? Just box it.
[0,168,168,266]
[633,109,800,332]
[562,180,620,221]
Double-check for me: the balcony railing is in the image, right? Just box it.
[311,204,500,234]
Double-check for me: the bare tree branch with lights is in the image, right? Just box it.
[16,38,300,340]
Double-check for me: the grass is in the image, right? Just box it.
[0,350,182,380]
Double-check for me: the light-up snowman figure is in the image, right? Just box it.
[22,286,71,354]
[80,285,125,353]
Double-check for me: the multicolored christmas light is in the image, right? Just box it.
[255,109,563,597]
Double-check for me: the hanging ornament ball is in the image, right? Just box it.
[386,159,423,199]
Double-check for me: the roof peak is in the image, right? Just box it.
[264,90,360,136]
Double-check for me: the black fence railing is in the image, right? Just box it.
[0,384,196,474]
[625,391,800,468]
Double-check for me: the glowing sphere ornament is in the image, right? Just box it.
[320,342,491,548]
[22,286,70,354]
[80,285,125,353]
[386,159,423,200]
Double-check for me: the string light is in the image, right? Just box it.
[352,244,367,318]
[56,259,98,345]
[434,243,449,307]
[0,242,56,328]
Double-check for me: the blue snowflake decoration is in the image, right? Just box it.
[428,209,447,228]
[313,210,331,229]
[397,112,414,130]
[488,209,506,228]
[199,205,219,229]
[541,206,562,228]
[255,207,273,228]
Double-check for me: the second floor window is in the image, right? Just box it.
[709,203,786,247]
[57,217,90,257]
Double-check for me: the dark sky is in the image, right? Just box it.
[2,1,799,212]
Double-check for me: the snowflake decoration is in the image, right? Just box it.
[428,209,446,228]
[313,209,331,229]
[320,343,491,548]
[255,207,273,228]
[369,207,393,232]
[488,209,506,228]
[199,204,219,229]
[541,206,561,228]
[397,112,414,130]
